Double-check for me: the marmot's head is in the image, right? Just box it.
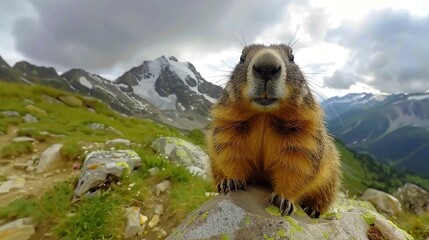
[226,44,314,111]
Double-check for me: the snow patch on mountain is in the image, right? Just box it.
[408,94,429,101]
[79,76,92,89]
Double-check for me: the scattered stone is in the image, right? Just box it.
[140,214,148,225]
[155,180,171,196]
[361,188,402,217]
[152,137,210,178]
[12,136,36,142]
[106,126,124,136]
[73,150,141,200]
[13,162,30,170]
[186,166,207,178]
[148,167,159,176]
[25,105,47,115]
[87,123,105,130]
[23,99,34,104]
[88,108,96,113]
[0,178,26,194]
[43,172,55,178]
[1,111,20,117]
[42,95,63,105]
[0,160,13,165]
[167,186,412,240]
[154,204,164,215]
[36,144,63,173]
[394,183,429,214]
[0,218,35,240]
[26,165,35,172]
[23,114,38,123]
[59,95,83,107]
[106,138,131,146]
[124,207,141,239]
[148,215,160,228]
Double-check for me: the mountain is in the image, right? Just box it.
[0,55,223,130]
[325,92,429,177]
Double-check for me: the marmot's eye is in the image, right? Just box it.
[240,54,246,63]
[289,52,294,62]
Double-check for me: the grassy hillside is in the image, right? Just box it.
[337,139,429,196]
[0,81,210,238]
[0,81,428,238]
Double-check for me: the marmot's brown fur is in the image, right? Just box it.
[206,44,341,217]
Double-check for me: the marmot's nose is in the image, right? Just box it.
[252,52,281,80]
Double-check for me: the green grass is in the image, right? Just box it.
[0,141,34,158]
[395,211,429,240]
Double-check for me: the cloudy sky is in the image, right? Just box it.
[1,0,429,97]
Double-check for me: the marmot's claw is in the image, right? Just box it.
[270,193,294,216]
[216,179,246,194]
[301,205,321,218]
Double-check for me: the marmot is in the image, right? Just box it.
[206,44,341,217]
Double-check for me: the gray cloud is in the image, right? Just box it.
[323,70,361,89]
[326,9,429,93]
[12,0,293,73]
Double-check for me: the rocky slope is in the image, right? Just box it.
[0,55,223,130]
[324,92,429,177]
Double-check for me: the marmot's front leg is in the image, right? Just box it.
[299,177,338,218]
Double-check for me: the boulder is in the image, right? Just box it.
[394,183,429,214]
[152,137,210,178]
[124,207,141,239]
[1,111,20,117]
[58,95,83,107]
[87,123,105,130]
[168,186,413,240]
[24,105,47,115]
[73,150,141,200]
[23,114,38,123]
[36,144,63,173]
[0,218,35,240]
[361,188,402,217]
[106,138,131,146]
[12,136,36,142]
[0,178,26,194]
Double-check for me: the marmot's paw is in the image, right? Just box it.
[270,193,294,216]
[216,179,246,194]
[300,205,321,218]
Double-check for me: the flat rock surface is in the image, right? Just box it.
[168,186,413,240]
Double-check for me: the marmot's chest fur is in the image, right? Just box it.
[207,44,341,218]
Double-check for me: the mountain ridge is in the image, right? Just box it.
[0,55,223,130]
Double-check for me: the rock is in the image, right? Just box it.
[73,150,141,199]
[36,144,63,173]
[124,207,141,239]
[23,114,38,123]
[13,161,31,170]
[148,167,159,176]
[394,183,429,214]
[154,204,164,215]
[12,136,36,142]
[140,214,148,225]
[42,95,63,105]
[25,105,47,115]
[361,188,402,217]
[1,111,20,117]
[87,123,105,130]
[58,95,83,107]
[106,126,124,136]
[88,108,96,113]
[152,137,210,178]
[106,138,131,146]
[0,218,35,240]
[0,177,25,193]
[186,166,207,178]
[167,186,413,240]
[155,180,171,196]
[23,99,35,104]
[148,215,160,228]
